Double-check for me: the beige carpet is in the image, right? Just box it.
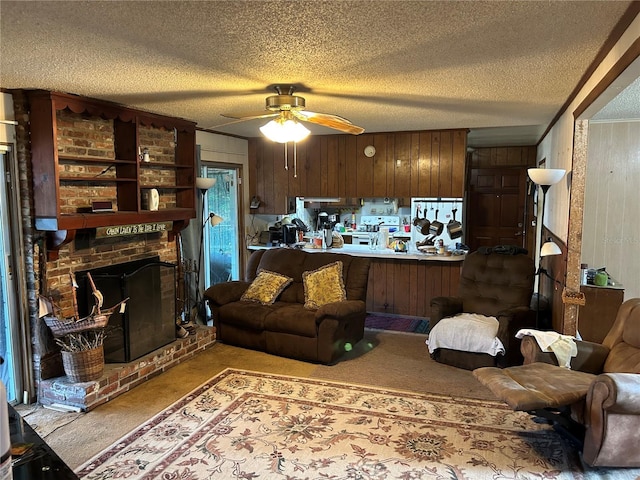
[75,368,620,479]
[20,331,504,470]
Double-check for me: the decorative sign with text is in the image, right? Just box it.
[96,222,173,238]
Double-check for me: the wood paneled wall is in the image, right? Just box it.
[583,121,639,301]
[366,259,462,318]
[540,227,568,333]
[468,146,537,168]
[249,129,467,214]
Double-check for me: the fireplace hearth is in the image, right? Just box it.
[76,257,177,363]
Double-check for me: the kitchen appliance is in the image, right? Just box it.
[358,215,402,248]
[411,198,464,252]
[322,227,333,248]
[317,211,330,231]
[282,224,299,245]
[268,227,282,246]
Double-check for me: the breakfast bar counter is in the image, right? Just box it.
[247,244,464,317]
[247,244,465,262]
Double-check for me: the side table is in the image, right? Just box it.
[8,404,78,479]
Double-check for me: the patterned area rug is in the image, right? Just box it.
[76,368,635,479]
[365,314,430,333]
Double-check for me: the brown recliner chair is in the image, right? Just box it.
[474,298,640,467]
[429,247,536,369]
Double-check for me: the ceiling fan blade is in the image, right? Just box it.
[293,111,364,135]
[221,110,279,121]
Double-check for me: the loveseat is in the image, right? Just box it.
[203,248,371,364]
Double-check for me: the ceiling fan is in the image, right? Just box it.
[221,85,365,137]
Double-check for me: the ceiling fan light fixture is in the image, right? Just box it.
[260,117,310,143]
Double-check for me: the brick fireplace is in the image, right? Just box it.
[28,106,215,411]
[34,232,216,411]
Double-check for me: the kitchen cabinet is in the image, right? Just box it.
[578,285,624,343]
[248,129,467,214]
[27,90,196,243]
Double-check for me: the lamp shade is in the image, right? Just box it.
[528,168,566,186]
[260,118,310,143]
[209,214,223,227]
[540,241,562,257]
[196,177,216,190]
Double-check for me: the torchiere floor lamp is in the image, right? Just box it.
[528,168,565,328]
[194,177,223,323]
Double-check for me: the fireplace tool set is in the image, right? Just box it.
[177,258,199,335]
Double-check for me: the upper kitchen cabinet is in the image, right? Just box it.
[25,90,196,235]
[249,129,467,212]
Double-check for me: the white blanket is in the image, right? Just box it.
[426,313,505,356]
[516,329,577,368]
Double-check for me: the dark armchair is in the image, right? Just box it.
[429,247,536,369]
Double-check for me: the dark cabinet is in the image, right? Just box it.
[578,285,625,343]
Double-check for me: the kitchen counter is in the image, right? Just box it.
[247,243,465,262]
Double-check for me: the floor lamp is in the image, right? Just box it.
[194,177,222,323]
[528,168,565,328]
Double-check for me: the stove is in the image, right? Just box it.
[360,215,400,230]
[351,216,401,246]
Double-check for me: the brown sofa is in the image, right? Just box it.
[203,248,371,364]
[474,298,640,467]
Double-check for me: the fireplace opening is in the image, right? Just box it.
[76,257,177,363]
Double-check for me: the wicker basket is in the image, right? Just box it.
[61,345,104,382]
[44,314,109,336]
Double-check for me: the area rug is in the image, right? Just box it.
[365,314,430,333]
[76,368,634,479]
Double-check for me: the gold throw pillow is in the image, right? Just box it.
[303,261,347,309]
[241,270,293,305]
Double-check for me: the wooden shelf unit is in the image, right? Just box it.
[27,90,197,238]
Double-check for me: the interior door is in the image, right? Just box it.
[466,167,531,253]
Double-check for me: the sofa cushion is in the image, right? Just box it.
[240,269,293,305]
[263,303,318,337]
[303,261,346,309]
[218,302,277,330]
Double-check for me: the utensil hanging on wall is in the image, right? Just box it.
[429,205,444,236]
[447,202,463,239]
[412,203,422,226]
[419,202,431,235]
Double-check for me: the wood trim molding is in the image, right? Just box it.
[563,119,590,336]
[574,36,640,119]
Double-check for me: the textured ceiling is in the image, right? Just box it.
[592,75,640,121]
[0,1,635,146]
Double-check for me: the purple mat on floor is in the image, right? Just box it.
[365,315,429,334]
